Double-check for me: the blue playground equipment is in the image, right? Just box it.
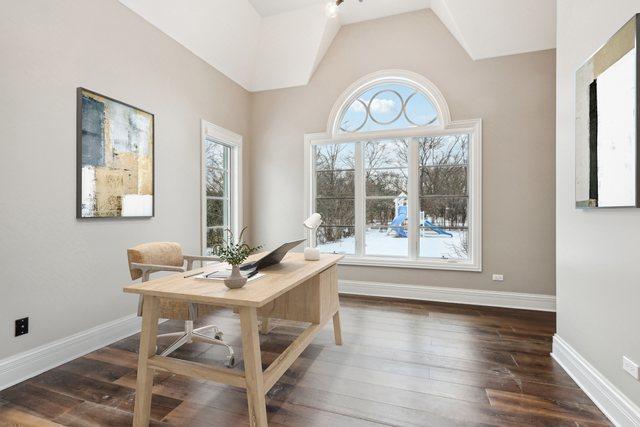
[422,219,453,237]
[389,204,408,238]
[388,193,453,238]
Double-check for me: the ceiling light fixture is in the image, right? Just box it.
[326,0,364,18]
[326,2,339,18]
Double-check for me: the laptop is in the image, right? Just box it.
[240,239,305,271]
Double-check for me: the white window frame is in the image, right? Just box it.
[304,70,482,272]
[201,119,243,255]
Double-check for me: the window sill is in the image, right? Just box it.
[335,255,481,272]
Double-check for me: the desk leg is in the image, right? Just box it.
[239,307,268,427]
[332,310,343,345]
[133,295,160,427]
[260,317,271,335]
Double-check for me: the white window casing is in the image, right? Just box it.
[304,70,482,272]
[201,119,243,255]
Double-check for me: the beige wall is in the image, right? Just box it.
[250,10,556,295]
[556,0,640,406]
[0,4,557,364]
[0,0,251,359]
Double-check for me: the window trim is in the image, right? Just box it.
[201,119,243,256]
[304,70,482,272]
[326,69,452,136]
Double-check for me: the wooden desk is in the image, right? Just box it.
[123,253,344,427]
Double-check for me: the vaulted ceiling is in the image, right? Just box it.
[248,0,326,17]
[119,0,555,92]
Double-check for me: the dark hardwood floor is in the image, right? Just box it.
[0,296,611,426]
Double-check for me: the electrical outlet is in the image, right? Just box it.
[623,356,639,380]
[15,317,28,337]
[492,274,504,282]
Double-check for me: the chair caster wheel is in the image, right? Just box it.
[215,332,223,340]
[225,355,235,368]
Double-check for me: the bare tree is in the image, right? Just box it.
[315,144,356,244]
[315,135,469,257]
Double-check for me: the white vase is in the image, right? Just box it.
[304,247,320,261]
[224,265,247,289]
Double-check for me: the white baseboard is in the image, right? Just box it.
[0,314,145,391]
[339,280,556,311]
[552,335,640,427]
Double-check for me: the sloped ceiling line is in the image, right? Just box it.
[119,0,555,92]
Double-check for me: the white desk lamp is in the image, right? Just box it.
[303,213,322,261]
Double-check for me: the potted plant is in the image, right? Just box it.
[214,227,261,289]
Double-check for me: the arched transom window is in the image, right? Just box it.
[306,71,482,271]
[339,82,440,133]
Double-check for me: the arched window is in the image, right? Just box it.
[338,82,440,133]
[306,70,482,271]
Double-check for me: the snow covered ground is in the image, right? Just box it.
[318,228,468,259]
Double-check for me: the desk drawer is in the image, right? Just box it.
[257,265,338,324]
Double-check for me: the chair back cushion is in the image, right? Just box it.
[127,242,184,280]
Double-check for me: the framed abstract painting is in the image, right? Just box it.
[76,88,154,218]
[575,14,640,208]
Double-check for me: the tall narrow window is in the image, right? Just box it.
[315,143,356,254]
[205,139,231,253]
[306,71,481,271]
[365,139,409,257]
[418,134,469,260]
[202,121,242,256]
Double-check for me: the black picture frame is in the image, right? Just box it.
[76,87,155,218]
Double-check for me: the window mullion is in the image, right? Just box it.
[354,142,365,257]
[408,137,419,260]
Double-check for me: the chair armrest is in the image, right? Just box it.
[183,255,221,262]
[130,262,186,274]
[183,254,220,271]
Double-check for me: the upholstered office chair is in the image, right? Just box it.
[127,242,235,367]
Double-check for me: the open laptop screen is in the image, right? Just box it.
[241,239,305,271]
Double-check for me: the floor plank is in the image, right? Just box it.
[0,383,82,419]
[0,296,611,426]
[0,400,63,426]
[53,401,170,427]
[26,370,180,422]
